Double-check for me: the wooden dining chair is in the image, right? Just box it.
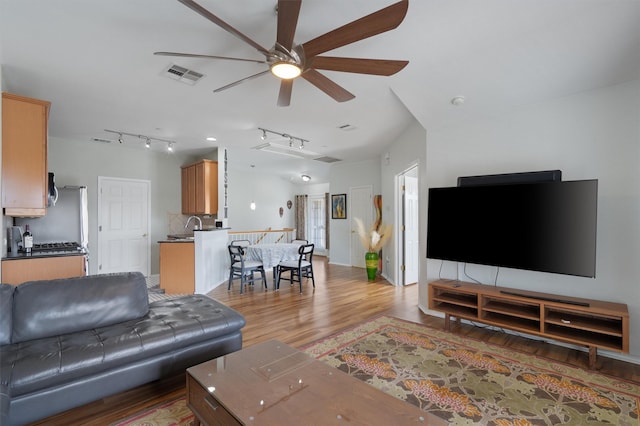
[275,243,315,293]
[227,244,267,294]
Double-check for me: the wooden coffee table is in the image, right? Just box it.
[187,339,446,425]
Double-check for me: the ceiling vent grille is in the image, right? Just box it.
[314,156,341,163]
[337,124,357,131]
[164,64,205,85]
[252,142,319,159]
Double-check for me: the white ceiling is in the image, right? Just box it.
[1,0,638,184]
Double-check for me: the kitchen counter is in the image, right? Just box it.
[164,228,230,241]
[2,251,87,260]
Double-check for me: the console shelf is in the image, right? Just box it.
[428,280,629,369]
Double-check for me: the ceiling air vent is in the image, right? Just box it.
[91,137,112,144]
[314,156,341,163]
[164,64,205,85]
[252,142,319,159]
[337,124,357,131]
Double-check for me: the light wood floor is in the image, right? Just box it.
[33,257,639,425]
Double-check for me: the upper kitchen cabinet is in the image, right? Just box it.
[2,93,51,217]
[181,159,218,215]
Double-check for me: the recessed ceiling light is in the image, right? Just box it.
[301,174,311,182]
[206,137,217,141]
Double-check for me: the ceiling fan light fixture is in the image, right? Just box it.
[271,62,301,79]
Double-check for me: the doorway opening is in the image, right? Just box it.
[396,165,419,285]
[306,194,327,256]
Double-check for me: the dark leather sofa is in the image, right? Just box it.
[0,271,246,425]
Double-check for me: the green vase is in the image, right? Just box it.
[365,252,378,282]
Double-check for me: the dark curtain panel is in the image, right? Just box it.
[295,194,308,240]
[325,192,330,250]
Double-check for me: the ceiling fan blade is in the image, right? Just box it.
[301,0,408,58]
[276,0,301,52]
[213,70,270,93]
[302,69,355,103]
[277,79,294,107]
[310,56,408,76]
[178,0,270,55]
[154,51,266,64]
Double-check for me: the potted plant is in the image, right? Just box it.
[354,217,392,281]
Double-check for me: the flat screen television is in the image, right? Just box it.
[426,179,598,278]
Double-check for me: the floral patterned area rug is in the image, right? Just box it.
[302,315,639,426]
[112,398,193,426]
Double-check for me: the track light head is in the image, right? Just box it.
[261,129,267,140]
[118,134,124,144]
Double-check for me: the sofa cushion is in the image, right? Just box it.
[0,284,15,345]
[11,272,149,343]
[1,295,245,397]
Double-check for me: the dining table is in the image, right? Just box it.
[246,243,302,288]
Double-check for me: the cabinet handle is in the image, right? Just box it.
[204,395,219,411]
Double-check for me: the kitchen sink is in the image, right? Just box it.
[167,233,194,240]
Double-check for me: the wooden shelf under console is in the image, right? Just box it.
[428,280,629,368]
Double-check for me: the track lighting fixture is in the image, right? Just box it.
[258,127,309,151]
[104,129,177,153]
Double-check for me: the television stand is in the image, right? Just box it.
[499,290,590,307]
[428,280,629,369]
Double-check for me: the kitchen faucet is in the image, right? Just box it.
[185,216,202,231]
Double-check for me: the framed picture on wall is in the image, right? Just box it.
[331,194,347,219]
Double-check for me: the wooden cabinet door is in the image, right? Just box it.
[159,242,194,294]
[1,256,86,285]
[181,160,218,215]
[2,93,50,216]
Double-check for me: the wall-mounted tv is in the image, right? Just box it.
[426,179,598,278]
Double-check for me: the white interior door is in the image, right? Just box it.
[349,186,373,267]
[403,173,419,284]
[98,177,150,276]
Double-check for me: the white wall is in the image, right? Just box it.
[420,79,640,360]
[225,166,298,231]
[328,159,381,266]
[380,119,427,285]
[48,137,191,275]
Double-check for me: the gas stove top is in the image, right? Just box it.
[32,242,84,253]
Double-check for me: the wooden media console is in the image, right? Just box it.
[428,280,629,369]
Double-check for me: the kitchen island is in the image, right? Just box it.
[158,228,229,294]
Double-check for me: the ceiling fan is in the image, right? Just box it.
[155,0,409,106]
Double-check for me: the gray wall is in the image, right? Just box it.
[379,120,427,285]
[420,79,640,360]
[48,137,191,275]
[328,158,381,266]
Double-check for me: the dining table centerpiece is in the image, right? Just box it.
[354,217,392,281]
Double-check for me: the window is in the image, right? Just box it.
[307,195,326,252]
